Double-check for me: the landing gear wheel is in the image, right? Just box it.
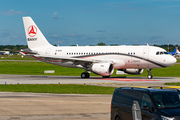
[147,75,153,79]
[115,116,121,120]
[147,69,153,79]
[81,72,90,78]
[102,76,110,78]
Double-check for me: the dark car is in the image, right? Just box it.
[111,87,180,120]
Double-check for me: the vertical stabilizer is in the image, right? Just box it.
[172,47,177,54]
[22,17,52,49]
[176,47,178,53]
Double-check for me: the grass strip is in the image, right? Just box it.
[136,64,180,77]
[165,83,180,86]
[0,84,117,94]
[0,61,179,77]
[177,59,180,63]
[0,55,34,60]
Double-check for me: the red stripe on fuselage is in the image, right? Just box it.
[48,60,62,63]
[32,56,44,60]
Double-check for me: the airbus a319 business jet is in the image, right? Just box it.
[21,17,176,79]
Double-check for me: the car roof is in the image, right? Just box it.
[115,87,180,93]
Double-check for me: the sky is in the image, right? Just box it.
[0,0,180,46]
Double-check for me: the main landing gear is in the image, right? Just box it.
[81,67,90,78]
[102,76,110,78]
[147,69,153,79]
[81,72,90,78]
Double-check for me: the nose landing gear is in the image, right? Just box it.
[147,69,153,79]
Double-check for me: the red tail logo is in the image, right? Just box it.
[28,25,37,37]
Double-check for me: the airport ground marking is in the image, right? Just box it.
[94,78,159,81]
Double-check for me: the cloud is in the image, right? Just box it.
[87,37,96,40]
[1,29,8,31]
[123,38,129,40]
[106,2,145,11]
[53,40,65,45]
[63,34,84,37]
[98,37,107,39]
[49,34,62,40]
[52,34,58,37]
[52,16,60,19]
[0,32,10,37]
[97,30,106,32]
[53,11,58,16]
[12,36,21,39]
[150,36,162,41]
[0,9,26,16]
[63,34,76,37]
[52,11,61,19]
[113,37,119,39]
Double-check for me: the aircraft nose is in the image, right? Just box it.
[166,56,177,66]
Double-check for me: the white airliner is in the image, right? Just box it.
[21,17,177,79]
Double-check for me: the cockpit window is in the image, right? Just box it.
[156,51,169,55]
[164,52,168,54]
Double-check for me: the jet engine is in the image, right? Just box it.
[91,63,114,76]
[118,69,144,75]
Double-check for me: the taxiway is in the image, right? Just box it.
[0,92,111,120]
[0,74,180,120]
[0,74,180,87]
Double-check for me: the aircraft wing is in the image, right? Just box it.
[34,55,110,67]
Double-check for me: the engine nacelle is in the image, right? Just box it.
[119,69,144,75]
[91,63,114,76]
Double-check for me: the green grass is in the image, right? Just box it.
[0,55,34,60]
[0,84,117,94]
[0,61,86,76]
[0,61,179,77]
[131,64,180,77]
[177,59,180,63]
[165,83,180,86]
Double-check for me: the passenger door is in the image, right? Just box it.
[142,48,149,68]
[143,48,149,60]
[46,48,51,55]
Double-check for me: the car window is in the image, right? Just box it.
[152,92,180,109]
[114,90,127,104]
[113,90,141,106]
[141,94,152,108]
